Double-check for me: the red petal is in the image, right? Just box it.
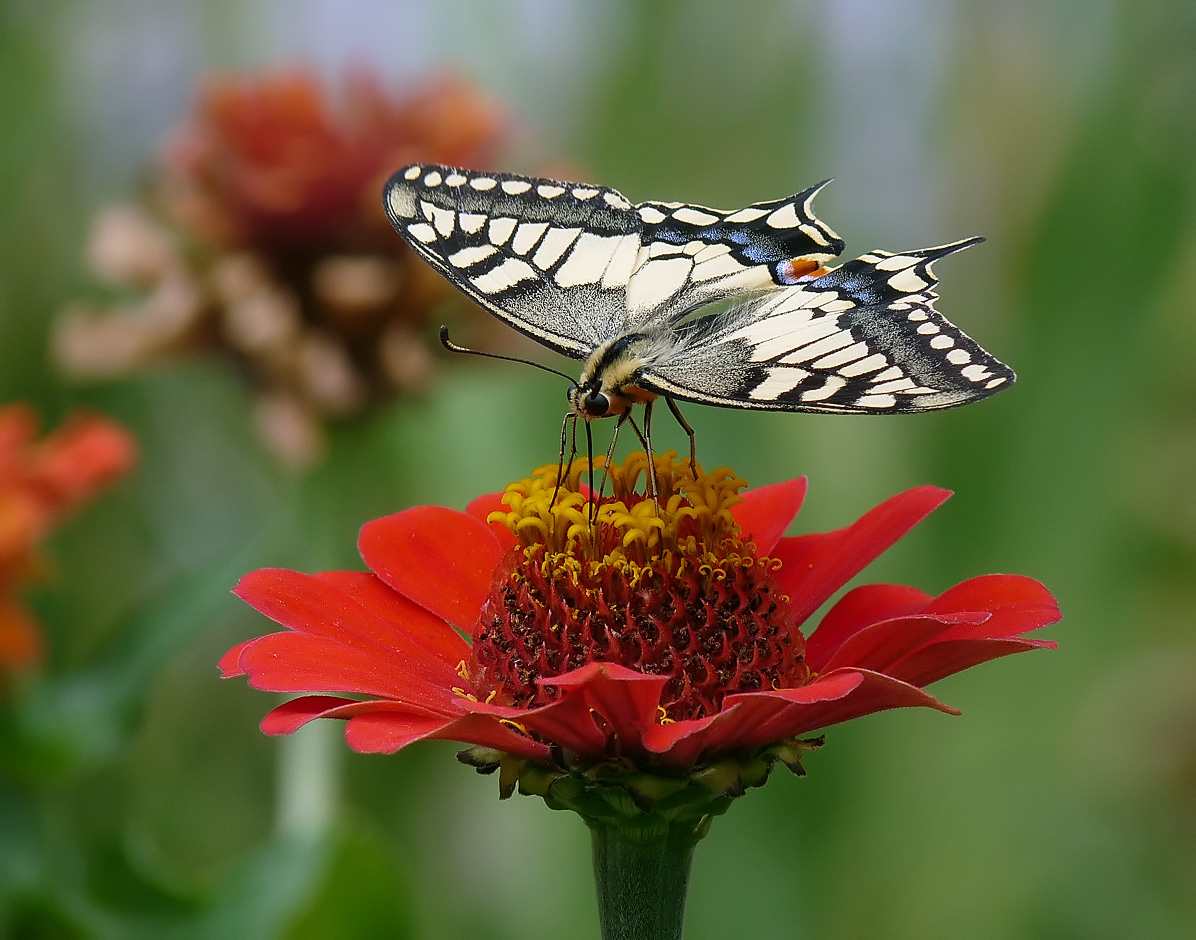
[259,696,408,734]
[722,668,958,752]
[920,574,1061,641]
[818,612,988,674]
[343,709,450,753]
[358,506,502,630]
[313,570,469,664]
[237,632,457,710]
[644,671,865,766]
[234,568,460,685]
[775,486,951,625]
[541,663,669,755]
[731,477,807,554]
[887,637,1057,687]
[805,583,933,671]
[218,639,253,677]
[344,709,551,762]
[642,708,741,768]
[466,491,518,552]
[468,691,609,757]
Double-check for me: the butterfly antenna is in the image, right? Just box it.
[439,326,576,382]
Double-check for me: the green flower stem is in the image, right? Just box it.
[590,819,702,940]
[463,738,824,939]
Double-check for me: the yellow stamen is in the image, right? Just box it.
[487,451,751,569]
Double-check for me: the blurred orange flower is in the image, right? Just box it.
[0,406,136,673]
[57,69,504,467]
[160,69,501,256]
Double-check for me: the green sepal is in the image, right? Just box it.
[763,734,825,777]
[455,746,505,772]
[455,733,825,835]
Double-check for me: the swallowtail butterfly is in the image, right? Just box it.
[384,163,1013,472]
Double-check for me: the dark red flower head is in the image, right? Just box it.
[470,454,810,721]
[221,452,1060,773]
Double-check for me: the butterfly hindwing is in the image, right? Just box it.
[625,182,845,325]
[384,164,845,354]
[638,239,1014,413]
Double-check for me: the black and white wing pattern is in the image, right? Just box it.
[383,163,844,359]
[638,239,1014,413]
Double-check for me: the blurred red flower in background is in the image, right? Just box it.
[56,69,504,467]
[0,405,136,672]
[160,69,500,256]
[221,453,1060,778]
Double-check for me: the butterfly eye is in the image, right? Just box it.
[583,391,610,416]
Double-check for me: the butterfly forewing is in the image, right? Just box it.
[385,164,641,357]
[384,164,846,354]
[638,238,1015,413]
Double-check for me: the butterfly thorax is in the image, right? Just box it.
[569,332,659,419]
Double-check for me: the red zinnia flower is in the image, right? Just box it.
[220,452,1059,776]
[0,405,136,672]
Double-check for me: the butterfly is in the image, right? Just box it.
[383,163,1013,483]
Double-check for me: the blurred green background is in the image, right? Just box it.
[2,0,1195,937]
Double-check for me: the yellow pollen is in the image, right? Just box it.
[657,705,674,725]
[451,686,478,702]
[487,450,750,567]
[456,659,469,681]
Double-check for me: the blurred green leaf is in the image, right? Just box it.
[7,541,269,784]
[282,824,415,940]
[170,833,329,940]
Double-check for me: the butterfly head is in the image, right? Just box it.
[569,332,658,421]
[568,383,614,419]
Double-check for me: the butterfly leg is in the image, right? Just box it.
[585,418,597,524]
[595,413,629,519]
[625,410,660,510]
[666,397,698,476]
[641,400,661,509]
[550,412,577,511]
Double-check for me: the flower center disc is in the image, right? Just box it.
[469,452,809,721]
